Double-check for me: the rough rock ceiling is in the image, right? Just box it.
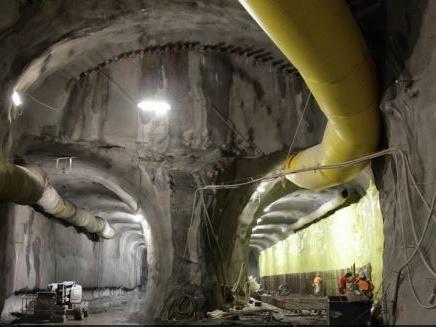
[0,0,385,320]
[4,0,285,95]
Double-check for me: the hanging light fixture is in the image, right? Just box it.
[137,99,171,116]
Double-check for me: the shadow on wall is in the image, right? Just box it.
[380,0,428,93]
[248,251,259,278]
[347,0,428,94]
[0,204,14,315]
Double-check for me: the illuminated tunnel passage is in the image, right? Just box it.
[256,181,384,296]
[0,0,436,325]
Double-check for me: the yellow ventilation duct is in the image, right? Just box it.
[239,0,379,189]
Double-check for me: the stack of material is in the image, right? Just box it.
[206,307,280,323]
[261,294,326,312]
[34,292,66,322]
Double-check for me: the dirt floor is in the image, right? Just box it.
[8,291,327,325]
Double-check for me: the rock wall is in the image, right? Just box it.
[0,42,319,319]
[0,204,145,319]
[375,0,436,324]
[3,204,144,289]
[16,48,304,157]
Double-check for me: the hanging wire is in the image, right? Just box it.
[27,93,62,111]
[286,92,312,159]
[187,146,436,318]
[209,102,265,156]
[184,147,398,298]
[390,151,436,322]
[84,56,436,316]
[198,148,398,191]
[97,68,137,106]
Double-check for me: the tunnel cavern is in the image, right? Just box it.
[0,0,435,325]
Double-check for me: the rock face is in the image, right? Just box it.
[1,0,436,324]
[375,0,436,324]
[0,0,326,319]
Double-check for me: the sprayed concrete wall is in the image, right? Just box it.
[375,0,436,324]
[9,0,436,323]
[0,38,320,318]
[16,49,305,157]
[258,182,384,293]
[5,204,144,292]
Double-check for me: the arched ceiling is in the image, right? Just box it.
[248,169,373,254]
[0,0,378,260]
[0,0,387,322]
[20,152,146,258]
[4,0,285,97]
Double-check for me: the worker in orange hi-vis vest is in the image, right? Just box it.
[356,272,375,299]
[312,273,323,296]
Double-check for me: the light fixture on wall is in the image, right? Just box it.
[132,214,143,222]
[137,99,171,116]
[12,90,23,106]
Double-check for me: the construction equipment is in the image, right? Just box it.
[21,281,89,323]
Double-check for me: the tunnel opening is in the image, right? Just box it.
[1,0,436,325]
[0,154,152,321]
[249,174,383,297]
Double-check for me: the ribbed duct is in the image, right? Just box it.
[0,162,114,239]
[240,0,379,189]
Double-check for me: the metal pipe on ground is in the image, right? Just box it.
[0,162,114,239]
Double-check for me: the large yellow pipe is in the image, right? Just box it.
[239,0,379,189]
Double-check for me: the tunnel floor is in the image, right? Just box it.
[10,291,327,325]
[77,290,147,325]
[11,290,147,325]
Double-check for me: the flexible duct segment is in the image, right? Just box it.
[0,162,115,239]
[240,0,379,189]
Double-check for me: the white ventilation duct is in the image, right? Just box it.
[0,162,115,239]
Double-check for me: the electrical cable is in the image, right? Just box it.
[209,102,264,156]
[179,116,436,317]
[184,189,200,258]
[27,93,62,111]
[379,99,436,318]
[397,153,436,309]
[184,147,398,305]
[396,156,436,272]
[401,153,436,278]
[99,65,264,158]
[188,146,436,318]
[198,148,398,191]
[286,92,312,159]
[166,294,196,320]
[99,65,149,219]
[97,68,137,106]
[391,152,436,323]
[183,185,228,287]
[199,189,228,286]
[99,65,264,160]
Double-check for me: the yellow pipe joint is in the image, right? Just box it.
[240,0,380,189]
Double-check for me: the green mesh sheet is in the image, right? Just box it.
[259,181,384,290]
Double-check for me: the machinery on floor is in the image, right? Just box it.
[20,281,89,323]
